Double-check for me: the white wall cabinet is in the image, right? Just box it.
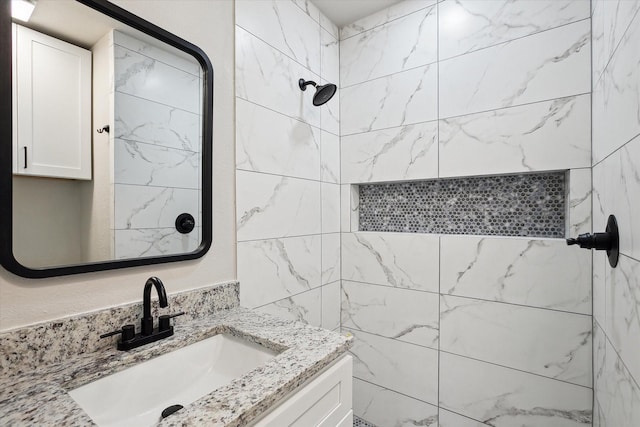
[12,24,92,180]
[251,355,353,427]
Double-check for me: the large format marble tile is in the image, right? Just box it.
[320,80,340,135]
[321,131,339,183]
[347,328,438,405]
[114,227,200,259]
[236,26,320,127]
[114,92,200,152]
[342,281,439,349]
[321,30,339,85]
[291,0,320,23]
[113,30,200,76]
[592,11,640,163]
[238,234,321,308]
[595,324,640,427]
[600,0,640,78]
[321,16,338,40]
[321,281,340,330]
[340,0,436,40]
[591,0,608,85]
[440,236,592,314]
[439,409,489,427]
[236,170,320,241]
[439,95,590,177]
[439,0,590,60]
[440,295,592,387]
[321,183,340,234]
[114,184,199,230]
[593,252,607,328]
[569,168,593,236]
[342,232,439,292]
[341,64,437,135]
[593,321,607,427]
[592,134,640,261]
[321,233,340,285]
[439,20,590,118]
[606,254,640,384]
[340,5,437,87]
[340,185,359,232]
[254,287,322,328]
[440,352,593,427]
[114,139,199,189]
[342,121,438,184]
[114,46,200,114]
[353,378,438,427]
[236,0,320,74]
[236,98,320,181]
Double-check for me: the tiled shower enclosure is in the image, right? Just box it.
[233,0,640,426]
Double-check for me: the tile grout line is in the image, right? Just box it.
[340,1,437,42]
[236,96,340,137]
[436,0,442,417]
[340,17,591,91]
[346,325,593,390]
[341,92,592,137]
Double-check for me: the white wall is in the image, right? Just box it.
[234,0,341,329]
[0,0,236,331]
[81,31,114,263]
[12,176,85,267]
[340,1,593,425]
[592,1,640,425]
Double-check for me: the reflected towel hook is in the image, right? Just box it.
[96,125,110,134]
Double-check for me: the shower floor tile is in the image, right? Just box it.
[354,415,377,427]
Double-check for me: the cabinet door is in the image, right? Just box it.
[14,24,92,180]
[252,355,353,427]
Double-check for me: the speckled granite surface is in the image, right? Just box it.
[0,282,352,426]
[0,281,240,377]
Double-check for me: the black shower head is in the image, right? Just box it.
[299,78,337,106]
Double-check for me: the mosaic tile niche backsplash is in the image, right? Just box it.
[358,172,566,238]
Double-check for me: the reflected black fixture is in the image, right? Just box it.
[175,213,195,234]
[100,277,185,351]
[299,78,337,106]
[567,214,619,268]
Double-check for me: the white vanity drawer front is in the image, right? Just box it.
[254,354,352,427]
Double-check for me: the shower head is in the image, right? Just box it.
[299,78,337,106]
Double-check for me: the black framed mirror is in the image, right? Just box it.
[0,0,213,278]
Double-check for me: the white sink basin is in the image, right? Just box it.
[69,334,278,427]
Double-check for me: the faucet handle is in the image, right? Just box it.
[100,324,136,341]
[159,312,186,332]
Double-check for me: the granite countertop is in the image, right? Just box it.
[0,307,352,426]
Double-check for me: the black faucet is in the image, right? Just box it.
[100,277,185,351]
[141,277,168,335]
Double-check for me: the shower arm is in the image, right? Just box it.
[298,79,317,91]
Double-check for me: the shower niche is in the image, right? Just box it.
[353,171,568,238]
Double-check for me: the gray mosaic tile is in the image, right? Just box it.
[354,415,377,427]
[358,172,565,238]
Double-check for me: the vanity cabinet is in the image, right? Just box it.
[12,24,92,180]
[252,354,353,427]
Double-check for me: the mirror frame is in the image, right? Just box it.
[0,0,213,278]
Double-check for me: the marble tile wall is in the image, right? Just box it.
[112,30,202,259]
[592,1,640,426]
[234,1,341,330]
[340,1,593,425]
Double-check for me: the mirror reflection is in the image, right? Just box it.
[11,0,203,269]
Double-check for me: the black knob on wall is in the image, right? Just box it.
[567,215,619,267]
[175,213,195,234]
